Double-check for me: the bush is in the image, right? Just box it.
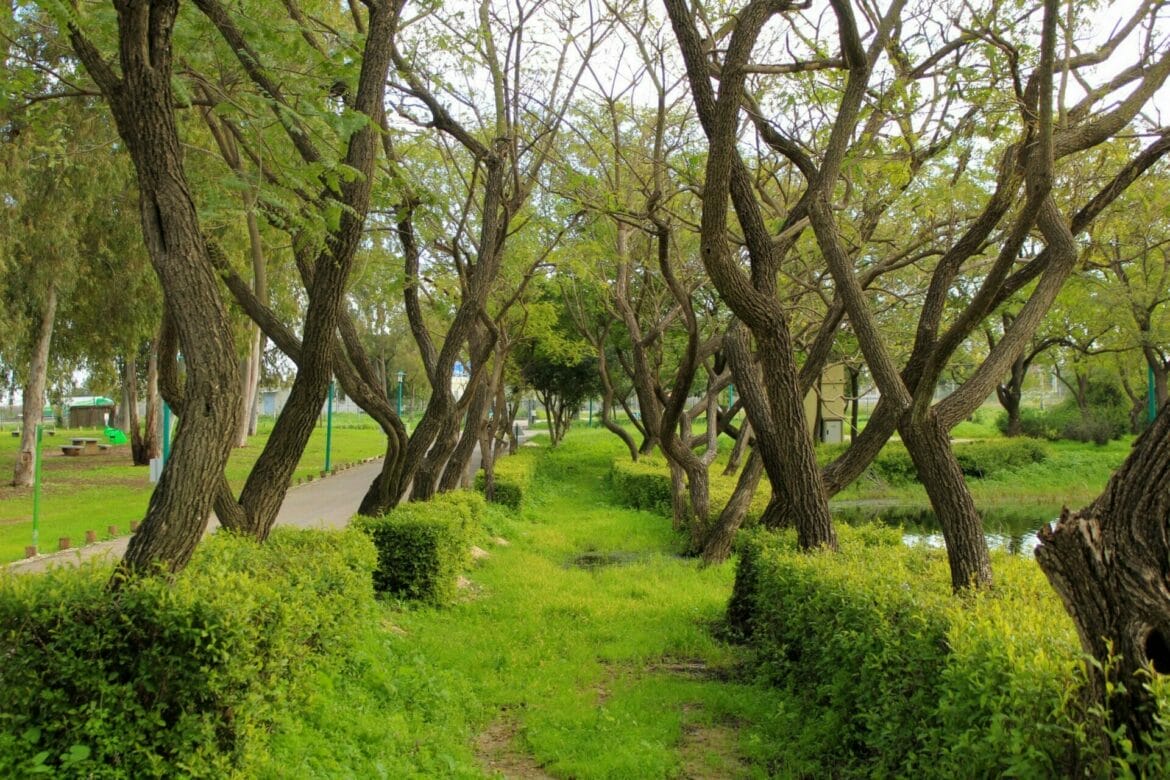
[952,438,1048,478]
[1000,381,1130,444]
[475,447,540,510]
[610,456,773,526]
[0,528,377,778]
[353,491,483,605]
[609,457,674,514]
[729,527,1149,776]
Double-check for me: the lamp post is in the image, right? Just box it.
[325,379,335,473]
[31,424,43,553]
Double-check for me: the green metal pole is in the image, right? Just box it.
[162,402,172,464]
[1150,364,1158,424]
[325,380,334,473]
[396,371,405,417]
[588,398,593,427]
[32,424,43,552]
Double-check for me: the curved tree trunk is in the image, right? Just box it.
[899,414,992,590]
[440,379,490,491]
[722,417,751,476]
[599,348,639,461]
[71,9,243,577]
[702,448,765,564]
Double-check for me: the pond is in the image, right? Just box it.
[831,503,1060,556]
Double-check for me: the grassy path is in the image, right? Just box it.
[262,431,796,778]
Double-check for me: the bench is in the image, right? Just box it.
[61,445,82,457]
[98,443,111,452]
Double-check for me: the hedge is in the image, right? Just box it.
[353,490,484,605]
[729,527,1170,776]
[817,438,1050,486]
[475,446,540,510]
[609,456,770,522]
[0,528,377,778]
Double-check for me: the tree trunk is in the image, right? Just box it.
[412,408,462,501]
[726,323,837,551]
[70,8,243,577]
[121,351,150,466]
[143,339,161,462]
[440,379,489,492]
[12,285,57,488]
[702,448,765,564]
[722,417,751,476]
[599,348,638,460]
[1036,401,1170,751]
[848,366,861,441]
[899,414,992,590]
[997,382,1023,437]
[236,206,267,445]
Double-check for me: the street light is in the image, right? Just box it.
[325,379,335,473]
[396,371,406,417]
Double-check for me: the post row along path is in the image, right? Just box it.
[4,459,386,575]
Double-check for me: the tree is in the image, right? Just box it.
[667,0,1170,591]
[59,0,395,574]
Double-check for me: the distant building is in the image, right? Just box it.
[804,363,847,443]
[452,361,470,400]
[67,396,116,428]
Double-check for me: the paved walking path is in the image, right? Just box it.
[5,459,386,575]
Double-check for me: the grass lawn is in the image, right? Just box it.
[0,415,387,563]
[258,430,799,778]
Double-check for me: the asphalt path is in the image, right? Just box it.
[5,458,387,575]
[4,429,504,576]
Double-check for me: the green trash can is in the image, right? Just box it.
[104,427,128,445]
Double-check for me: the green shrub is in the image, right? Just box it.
[353,491,483,605]
[0,528,376,778]
[821,439,1048,486]
[730,527,1147,776]
[609,457,674,514]
[952,438,1048,478]
[610,456,771,525]
[870,443,918,484]
[475,447,540,510]
[1000,385,1129,444]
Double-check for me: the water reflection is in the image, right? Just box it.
[832,504,1056,557]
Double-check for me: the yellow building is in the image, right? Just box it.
[803,363,848,443]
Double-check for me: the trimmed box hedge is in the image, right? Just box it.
[353,490,485,605]
[729,526,1170,776]
[475,447,540,510]
[0,528,377,778]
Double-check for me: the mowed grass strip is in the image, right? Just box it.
[258,429,798,778]
[0,416,386,563]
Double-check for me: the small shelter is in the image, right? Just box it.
[66,396,116,429]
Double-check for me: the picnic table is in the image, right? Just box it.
[70,438,100,454]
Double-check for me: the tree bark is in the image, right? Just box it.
[1036,401,1170,750]
[899,414,992,589]
[12,284,57,488]
[702,448,765,564]
[722,417,751,476]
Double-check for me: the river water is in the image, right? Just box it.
[831,503,1059,556]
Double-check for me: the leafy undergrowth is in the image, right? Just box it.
[259,430,798,778]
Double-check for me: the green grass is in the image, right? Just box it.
[829,436,1128,508]
[0,422,387,563]
[258,429,798,778]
